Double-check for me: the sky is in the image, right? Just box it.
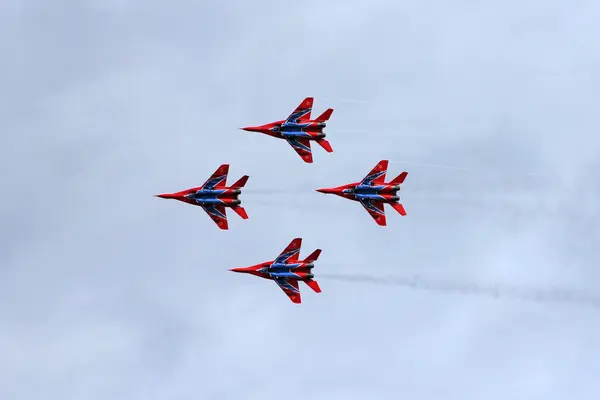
[2,0,600,399]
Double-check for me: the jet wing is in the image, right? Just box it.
[284,97,313,124]
[358,198,387,226]
[200,204,229,230]
[274,277,301,304]
[285,137,313,163]
[274,238,302,264]
[201,164,229,190]
[359,160,388,186]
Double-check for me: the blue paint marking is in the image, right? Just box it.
[280,123,312,131]
[202,175,227,190]
[194,189,227,197]
[270,262,302,271]
[274,249,300,264]
[202,204,227,219]
[356,193,387,201]
[286,137,312,153]
[355,185,384,193]
[359,198,385,215]
[271,271,302,279]
[195,198,226,205]
[275,277,300,293]
[359,170,386,186]
[188,188,234,206]
[284,108,311,125]
[281,130,313,138]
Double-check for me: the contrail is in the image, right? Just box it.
[319,273,600,310]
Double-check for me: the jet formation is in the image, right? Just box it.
[156,97,408,303]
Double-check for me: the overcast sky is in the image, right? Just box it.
[2,1,600,399]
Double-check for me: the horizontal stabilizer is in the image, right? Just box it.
[231,175,249,188]
[390,202,407,216]
[231,206,248,219]
[305,279,322,293]
[390,172,408,185]
[315,138,333,153]
[315,108,334,122]
[304,249,322,263]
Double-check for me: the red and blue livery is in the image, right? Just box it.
[229,238,322,304]
[155,164,249,230]
[241,97,334,163]
[316,160,408,226]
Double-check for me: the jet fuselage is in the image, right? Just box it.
[240,261,315,281]
[329,183,401,203]
[244,120,327,138]
[179,189,239,206]
[157,188,242,207]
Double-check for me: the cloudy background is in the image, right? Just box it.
[2,0,600,399]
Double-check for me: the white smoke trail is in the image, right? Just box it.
[319,273,600,310]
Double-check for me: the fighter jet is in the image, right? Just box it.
[316,160,407,226]
[241,97,334,163]
[230,238,322,304]
[155,164,248,230]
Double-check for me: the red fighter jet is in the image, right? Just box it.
[241,97,334,163]
[316,160,407,226]
[155,164,249,230]
[230,238,322,304]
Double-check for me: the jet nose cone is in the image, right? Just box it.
[316,188,331,194]
[241,126,265,133]
[229,267,244,273]
[155,193,172,199]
